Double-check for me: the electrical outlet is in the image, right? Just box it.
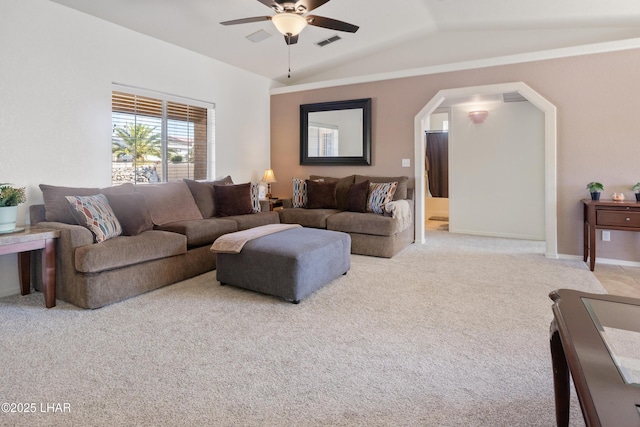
[602,231,611,241]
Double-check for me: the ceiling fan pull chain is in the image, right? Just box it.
[288,35,291,78]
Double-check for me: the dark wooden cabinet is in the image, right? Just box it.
[582,199,640,271]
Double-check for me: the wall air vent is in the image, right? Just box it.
[503,92,528,103]
[316,35,341,47]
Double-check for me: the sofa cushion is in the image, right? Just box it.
[278,208,340,229]
[106,192,154,236]
[74,230,187,273]
[344,180,369,213]
[355,175,408,201]
[224,211,280,231]
[306,179,338,209]
[134,181,203,226]
[183,176,233,218]
[310,175,355,210]
[214,183,254,217]
[65,194,122,243]
[327,211,404,236]
[367,182,398,214]
[40,182,134,224]
[155,217,238,248]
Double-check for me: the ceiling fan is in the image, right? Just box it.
[220,0,359,45]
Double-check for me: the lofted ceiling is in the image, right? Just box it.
[51,0,640,86]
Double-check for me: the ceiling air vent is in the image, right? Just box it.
[316,35,341,47]
[503,92,528,103]
[246,29,272,43]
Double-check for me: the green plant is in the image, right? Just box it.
[171,155,183,164]
[0,183,26,207]
[632,183,640,193]
[586,182,604,193]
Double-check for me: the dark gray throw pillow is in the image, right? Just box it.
[105,192,154,236]
[214,183,253,217]
[344,180,370,213]
[306,180,338,209]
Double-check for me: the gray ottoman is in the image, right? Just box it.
[216,227,351,303]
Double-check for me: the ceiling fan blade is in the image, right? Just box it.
[256,0,280,10]
[285,34,299,45]
[220,16,272,26]
[295,0,331,13]
[306,15,359,33]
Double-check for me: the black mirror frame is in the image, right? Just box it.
[300,98,372,166]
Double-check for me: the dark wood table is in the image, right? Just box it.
[582,199,640,271]
[0,226,60,308]
[549,289,640,426]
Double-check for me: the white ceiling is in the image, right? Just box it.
[51,0,640,86]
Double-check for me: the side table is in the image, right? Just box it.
[0,226,60,308]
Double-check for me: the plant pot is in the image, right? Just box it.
[590,192,601,201]
[0,205,18,232]
[635,193,640,202]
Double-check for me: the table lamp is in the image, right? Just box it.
[261,169,277,199]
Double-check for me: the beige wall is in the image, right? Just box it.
[270,48,640,260]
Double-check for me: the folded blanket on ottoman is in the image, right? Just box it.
[210,223,301,254]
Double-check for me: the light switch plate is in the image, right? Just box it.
[402,158,410,167]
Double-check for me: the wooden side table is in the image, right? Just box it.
[582,199,640,271]
[0,226,60,308]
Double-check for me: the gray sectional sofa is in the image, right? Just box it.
[30,174,413,309]
[278,175,414,258]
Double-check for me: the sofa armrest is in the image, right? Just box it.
[36,221,94,248]
[282,198,293,209]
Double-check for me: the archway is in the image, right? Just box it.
[413,82,557,258]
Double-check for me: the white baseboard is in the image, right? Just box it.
[558,254,640,268]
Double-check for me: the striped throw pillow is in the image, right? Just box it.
[366,182,398,214]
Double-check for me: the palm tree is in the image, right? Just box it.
[112,123,162,162]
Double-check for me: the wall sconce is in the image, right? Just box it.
[261,168,277,199]
[469,110,488,124]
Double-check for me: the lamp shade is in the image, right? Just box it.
[469,110,488,124]
[261,169,277,183]
[271,13,308,36]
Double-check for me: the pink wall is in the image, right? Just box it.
[270,48,640,260]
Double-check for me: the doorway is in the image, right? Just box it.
[413,82,558,258]
[425,110,450,232]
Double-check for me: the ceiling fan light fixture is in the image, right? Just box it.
[272,13,308,36]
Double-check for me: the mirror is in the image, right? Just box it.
[300,98,372,165]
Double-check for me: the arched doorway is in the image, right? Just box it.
[413,82,558,258]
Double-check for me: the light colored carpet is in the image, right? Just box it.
[0,232,603,426]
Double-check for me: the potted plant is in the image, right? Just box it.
[0,183,26,233]
[632,183,640,202]
[586,182,604,201]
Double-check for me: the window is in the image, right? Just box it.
[308,122,339,157]
[111,86,214,185]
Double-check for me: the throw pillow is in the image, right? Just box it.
[65,194,122,243]
[250,183,261,213]
[292,178,307,208]
[184,176,234,218]
[310,175,355,210]
[40,182,134,224]
[105,192,154,236]
[366,182,398,214]
[214,183,254,217]
[344,180,370,213]
[355,175,408,201]
[306,180,338,209]
[134,181,203,225]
